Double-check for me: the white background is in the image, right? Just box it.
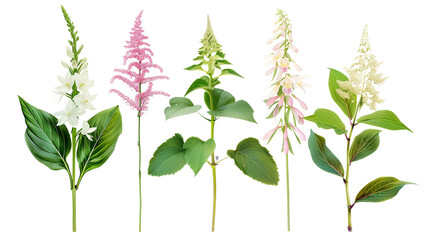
[0,0,427,239]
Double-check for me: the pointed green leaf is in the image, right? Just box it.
[77,106,122,186]
[185,76,210,96]
[193,56,205,61]
[185,63,204,71]
[219,68,243,78]
[148,134,187,176]
[164,97,202,120]
[328,68,357,119]
[227,138,279,185]
[183,137,216,175]
[308,130,344,177]
[204,88,235,111]
[215,59,231,65]
[208,100,256,123]
[304,108,347,135]
[355,177,413,203]
[349,129,381,162]
[18,96,72,174]
[357,110,411,132]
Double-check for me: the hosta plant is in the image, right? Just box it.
[148,16,279,232]
[110,11,169,232]
[18,6,122,232]
[305,25,412,231]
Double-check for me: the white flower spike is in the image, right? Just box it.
[81,120,97,141]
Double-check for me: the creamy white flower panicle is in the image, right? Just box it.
[338,25,388,110]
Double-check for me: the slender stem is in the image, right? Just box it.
[285,153,290,231]
[207,74,217,232]
[345,110,358,232]
[138,66,142,232]
[71,128,77,232]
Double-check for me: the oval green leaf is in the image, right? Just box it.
[349,129,380,162]
[184,137,216,175]
[357,110,412,132]
[76,106,122,187]
[148,134,187,176]
[328,68,357,119]
[355,177,413,203]
[227,138,279,185]
[18,96,72,174]
[304,108,347,135]
[185,76,210,96]
[308,130,344,177]
[164,97,202,120]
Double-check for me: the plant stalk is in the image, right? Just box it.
[285,153,290,231]
[210,111,217,232]
[345,111,358,232]
[138,67,142,232]
[71,127,77,232]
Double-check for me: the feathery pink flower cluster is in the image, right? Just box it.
[264,10,308,154]
[110,11,169,116]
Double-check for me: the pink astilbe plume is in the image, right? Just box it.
[110,11,169,116]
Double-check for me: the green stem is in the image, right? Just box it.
[71,128,77,232]
[207,74,217,232]
[345,111,358,232]
[138,115,142,232]
[286,153,290,231]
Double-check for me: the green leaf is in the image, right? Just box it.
[304,108,347,135]
[18,96,72,174]
[185,76,210,96]
[193,56,205,61]
[308,130,344,177]
[164,97,202,120]
[349,129,381,162]
[355,177,413,203]
[77,106,122,186]
[215,59,231,65]
[204,88,235,111]
[183,137,216,175]
[328,68,357,119]
[219,68,243,78]
[227,138,279,185]
[357,110,411,132]
[148,134,187,176]
[185,63,204,71]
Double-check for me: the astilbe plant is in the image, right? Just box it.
[305,25,413,231]
[18,6,122,232]
[264,9,309,231]
[148,16,279,232]
[110,11,169,232]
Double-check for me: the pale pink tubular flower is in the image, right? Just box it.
[110,11,169,116]
[291,124,306,141]
[263,126,281,140]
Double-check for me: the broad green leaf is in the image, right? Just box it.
[219,68,243,78]
[349,129,380,162]
[164,97,202,120]
[185,76,210,96]
[185,63,204,71]
[227,138,279,185]
[184,137,216,175]
[18,96,72,175]
[148,134,187,176]
[308,130,344,177]
[204,88,235,111]
[76,106,122,186]
[328,68,357,119]
[304,108,347,135]
[357,110,411,132]
[355,177,413,203]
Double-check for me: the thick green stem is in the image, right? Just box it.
[71,128,77,232]
[138,115,142,232]
[285,153,290,231]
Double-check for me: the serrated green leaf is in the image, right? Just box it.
[349,129,381,162]
[185,76,210,96]
[77,106,122,186]
[185,63,204,71]
[308,130,344,177]
[355,177,413,203]
[328,68,357,119]
[18,96,72,177]
[164,97,202,120]
[357,110,411,132]
[184,137,216,175]
[304,108,347,135]
[219,68,243,78]
[148,134,187,176]
[227,138,279,185]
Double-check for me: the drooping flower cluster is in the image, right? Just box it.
[110,11,169,116]
[264,9,308,154]
[337,25,387,110]
[54,10,96,140]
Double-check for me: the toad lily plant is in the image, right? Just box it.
[264,9,309,231]
[305,25,413,231]
[18,6,122,232]
[148,16,279,232]
[110,11,169,232]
